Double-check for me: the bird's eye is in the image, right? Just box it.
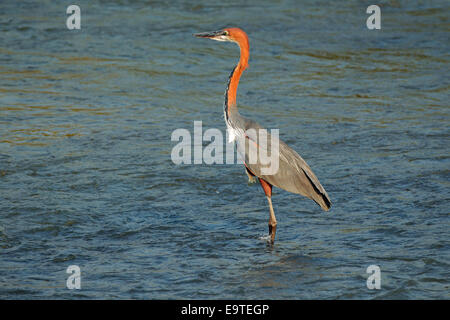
[223,31,229,36]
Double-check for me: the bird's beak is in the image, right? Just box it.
[194,30,229,42]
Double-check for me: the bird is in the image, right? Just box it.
[194,27,331,243]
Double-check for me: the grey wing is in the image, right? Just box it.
[238,117,331,211]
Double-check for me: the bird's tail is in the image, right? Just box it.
[314,192,331,211]
[301,168,331,211]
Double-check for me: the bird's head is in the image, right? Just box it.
[194,27,250,70]
[194,27,249,49]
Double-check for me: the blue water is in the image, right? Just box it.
[0,0,448,299]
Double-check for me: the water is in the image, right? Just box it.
[0,0,448,299]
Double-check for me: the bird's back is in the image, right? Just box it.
[232,113,331,211]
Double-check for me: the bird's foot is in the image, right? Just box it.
[247,175,256,185]
[268,224,276,244]
[245,168,257,185]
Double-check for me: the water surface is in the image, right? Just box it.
[0,0,448,299]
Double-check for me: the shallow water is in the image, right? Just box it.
[0,0,449,299]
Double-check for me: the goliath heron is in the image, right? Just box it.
[195,27,331,243]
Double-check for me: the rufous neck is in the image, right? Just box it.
[226,41,249,110]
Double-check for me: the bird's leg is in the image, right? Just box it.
[266,196,277,243]
[258,178,277,243]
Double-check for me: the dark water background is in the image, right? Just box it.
[0,0,448,299]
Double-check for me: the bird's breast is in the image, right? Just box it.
[226,122,238,143]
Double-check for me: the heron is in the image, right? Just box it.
[194,27,331,243]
